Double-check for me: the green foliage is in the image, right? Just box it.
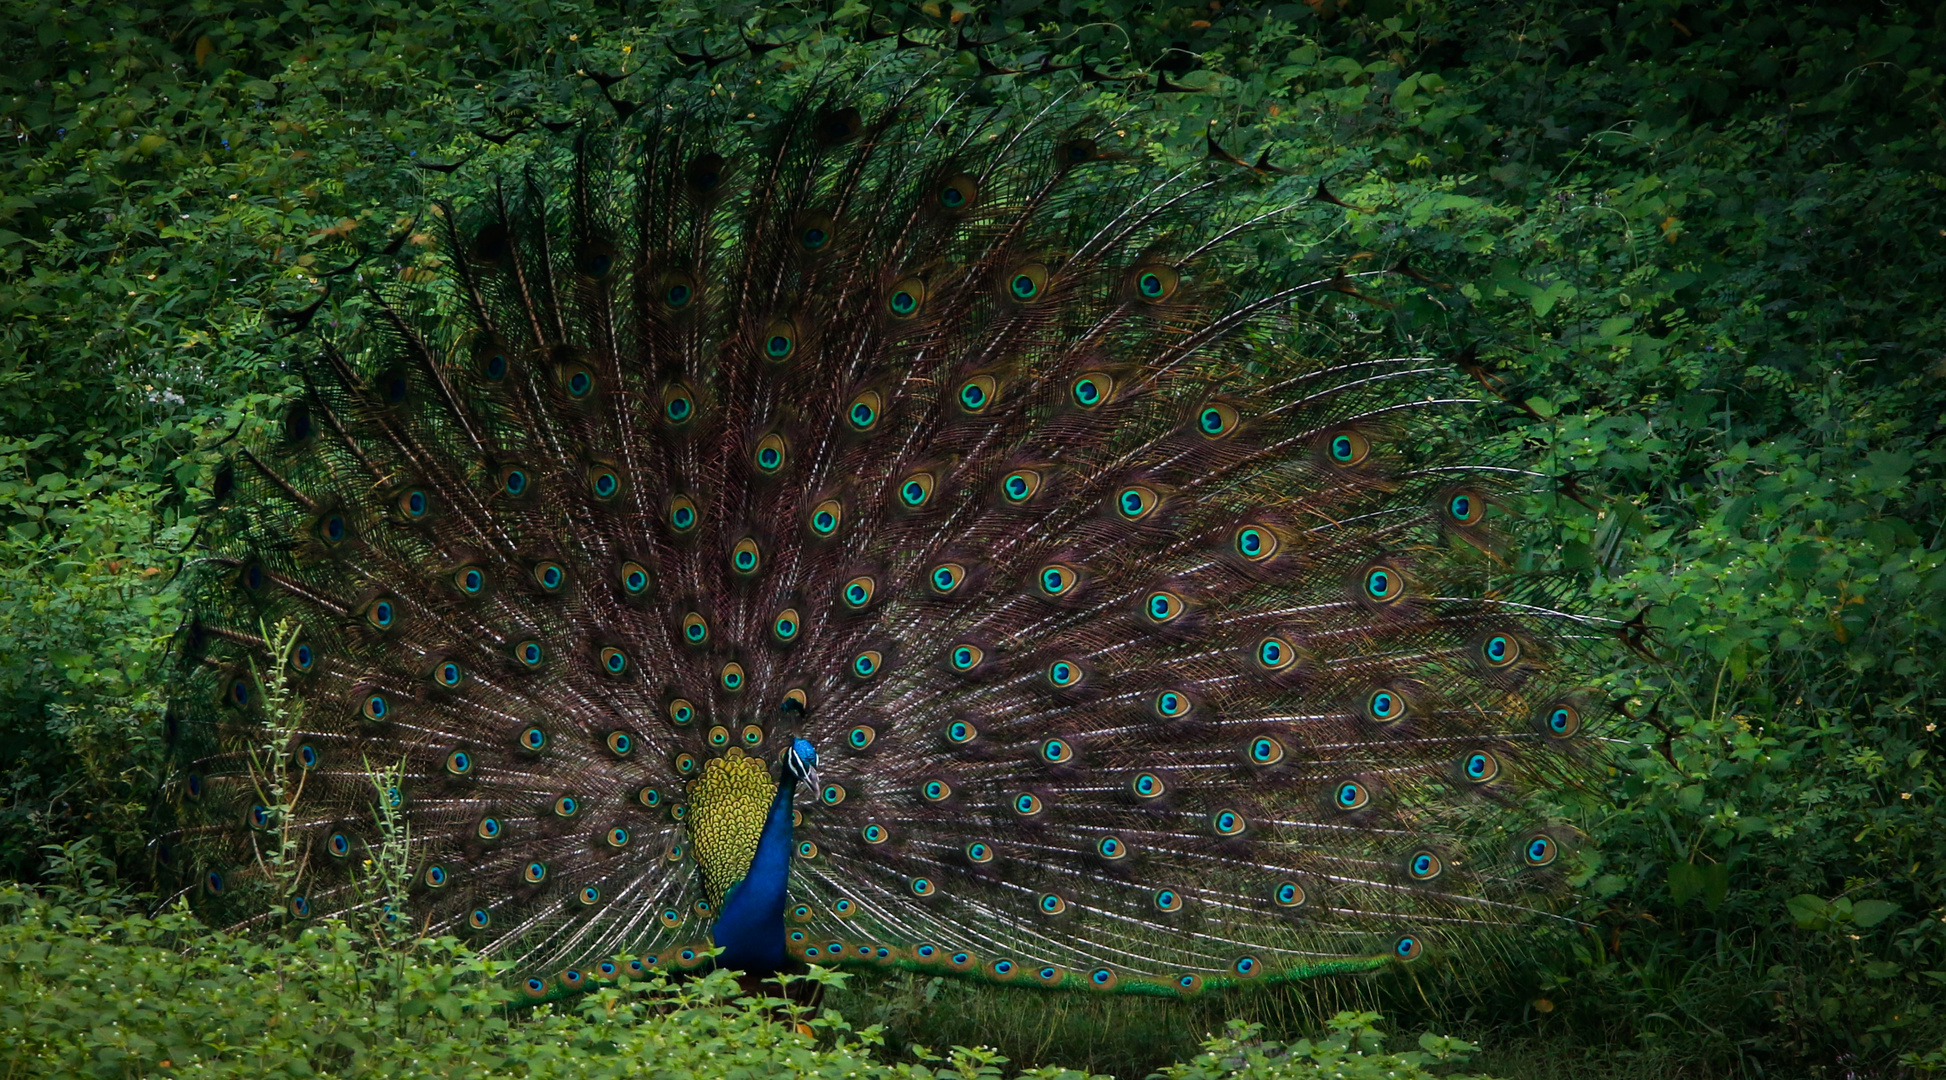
[1,0,1943,1074]
[0,875,1496,1080]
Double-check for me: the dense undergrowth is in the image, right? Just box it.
[1,0,1942,1075]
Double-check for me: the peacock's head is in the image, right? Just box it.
[783,738,819,790]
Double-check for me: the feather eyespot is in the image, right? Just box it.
[619,561,651,596]
[554,795,579,818]
[637,786,661,807]
[1478,633,1522,669]
[909,877,936,897]
[659,272,697,310]
[522,862,548,884]
[1116,484,1160,520]
[1211,809,1246,837]
[424,865,448,888]
[923,779,953,802]
[1195,402,1240,438]
[668,495,699,533]
[808,498,844,537]
[850,650,882,679]
[846,725,876,749]
[846,390,882,432]
[861,824,890,845]
[965,840,993,863]
[1360,560,1406,604]
[580,884,603,904]
[667,699,695,725]
[1045,660,1084,689]
[555,361,596,400]
[956,374,997,413]
[1057,138,1099,165]
[1011,792,1044,817]
[326,832,352,857]
[1233,956,1261,978]
[294,744,319,769]
[949,643,984,672]
[1070,371,1113,408]
[1000,469,1043,504]
[1445,489,1487,526]
[930,562,967,594]
[673,752,698,775]
[1234,524,1278,561]
[781,687,808,714]
[314,513,349,546]
[396,487,431,520]
[1363,686,1410,724]
[362,596,401,631]
[1143,589,1187,624]
[685,151,723,192]
[1334,780,1371,811]
[532,561,567,593]
[681,612,709,645]
[1254,635,1298,672]
[1132,264,1179,303]
[820,783,846,806]
[1153,690,1193,720]
[1539,702,1582,738]
[1003,262,1049,303]
[498,465,531,498]
[605,731,633,756]
[1461,751,1501,783]
[706,725,730,749]
[661,384,696,426]
[1153,888,1183,912]
[886,277,926,319]
[360,691,390,722]
[1096,836,1128,860]
[730,537,762,576]
[946,719,979,745]
[718,662,745,693]
[1247,736,1285,766]
[1035,563,1078,597]
[753,433,788,474]
[468,909,491,929]
[1037,893,1068,916]
[841,576,877,609]
[474,342,510,382]
[595,646,626,681]
[578,239,616,279]
[1521,832,1559,867]
[1323,429,1371,466]
[475,817,501,840]
[519,727,546,751]
[761,318,798,362]
[1274,881,1307,908]
[1040,738,1074,764]
[938,173,977,211]
[795,840,818,859]
[433,660,465,688]
[796,212,835,252]
[898,471,936,508]
[1130,771,1166,800]
[772,608,801,643]
[1407,850,1443,880]
[586,465,622,501]
[1394,935,1424,961]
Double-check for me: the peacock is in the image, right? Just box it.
[164,70,1602,1002]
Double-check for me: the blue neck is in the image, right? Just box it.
[709,772,797,974]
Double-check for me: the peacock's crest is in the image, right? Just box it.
[165,70,1602,998]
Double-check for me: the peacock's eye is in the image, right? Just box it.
[1541,703,1582,738]
[1070,371,1112,408]
[846,390,882,432]
[808,498,843,537]
[1361,560,1406,604]
[1255,635,1297,671]
[1461,751,1500,783]
[763,318,798,362]
[949,643,983,672]
[957,374,998,413]
[718,662,744,692]
[753,432,787,474]
[886,277,926,319]
[1334,780,1370,811]
[929,562,967,594]
[1324,429,1371,466]
[1153,690,1191,719]
[1522,833,1559,867]
[1005,262,1049,303]
[1143,589,1186,624]
[1247,736,1285,766]
[1364,687,1409,724]
[661,273,696,309]
[1408,850,1443,880]
[1116,484,1159,520]
[1035,563,1077,598]
[532,561,566,592]
[841,575,876,610]
[600,647,629,676]
[1132,264,1179,302]
[681,612,709,644]
[898,471,936,508]
[772,608,800,642]
[850,651,883,679]
[730,537,762,576]
[515,640,543,667]
[1234,524,1278,561]
[398,488,430,519]
[1045,660,1083,689]
[667,698,696,725]
[1479,633,1521,668]
[1196,402,1239,438]
[662,384,696,425]
[1274,881,1306,907]
[587,466,621,500]
[1000,469,1042,504]
[1446,489,1486,526]
[938,174,977,211]
[668,495,699,533]
[1040,737,1074,764]
[315,514,347,545]
[619,561,651,596]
